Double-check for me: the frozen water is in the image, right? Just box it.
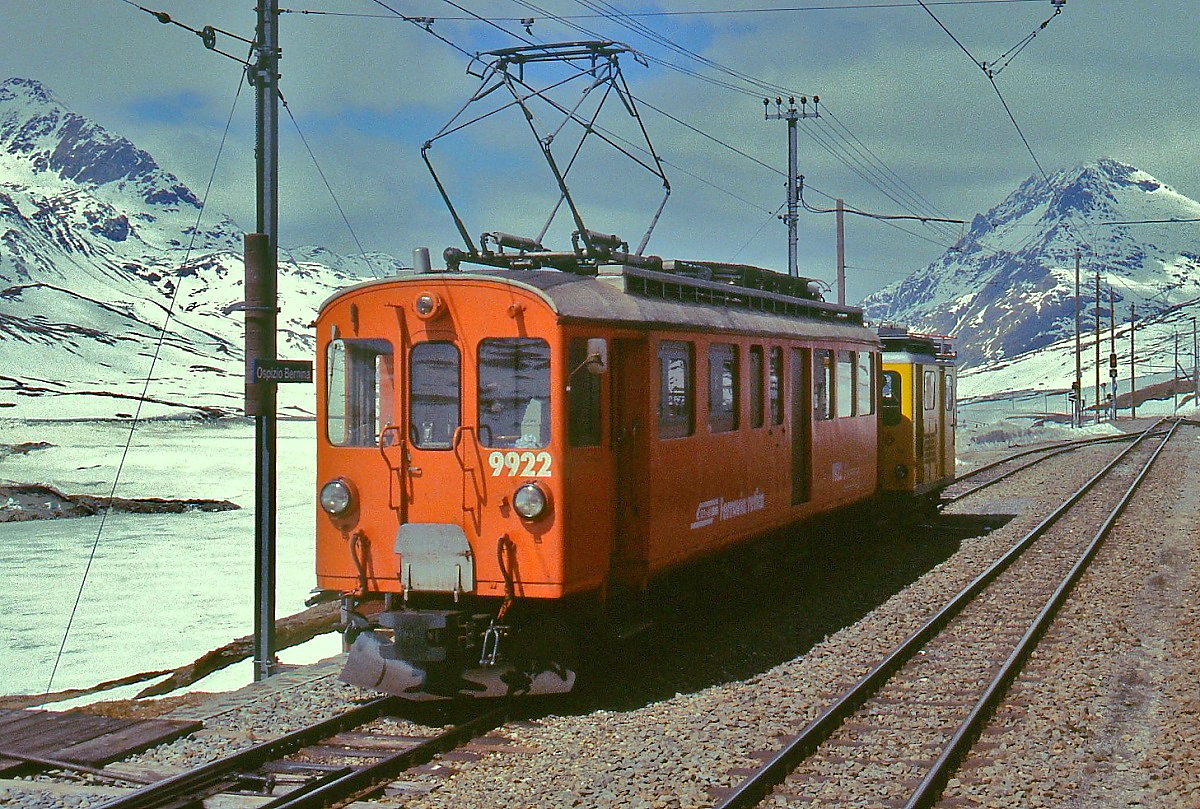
[0,418,326,701]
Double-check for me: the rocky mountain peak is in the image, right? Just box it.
[0,77,393,419]
[862,158,1200,370]
[0,76,197,207]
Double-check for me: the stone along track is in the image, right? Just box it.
[713,419,1178,809]
[939,428,1162,507]
[87,698,509,809]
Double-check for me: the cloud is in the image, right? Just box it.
[3,0,1198,304]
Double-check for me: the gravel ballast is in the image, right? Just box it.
[4,424,1197,808]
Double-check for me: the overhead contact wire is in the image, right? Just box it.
[45,64,248,701]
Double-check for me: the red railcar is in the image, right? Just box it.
[314,256,880,698]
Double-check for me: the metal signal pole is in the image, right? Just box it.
[1175,331,1180,413]
[246,0,281,682]
[836,198,846,305]
[764,96,818,278]
[1080,250,1089,427]
[1129,305,1136,420]
[1193,316,1198,404]
[1109,287,1117,419]
[1094,272,1101,424]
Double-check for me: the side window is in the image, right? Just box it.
[658,341,694,438]
[478,338,551,448]
[568,338,602,447]
[769,346,784,425]
[881,370,902,427]
[326,338,393,447]
[944,371,957,425]
[814,349,833,421]
[708,342,739,433]
[857,352,875,416]
[924,369,937,411]
[836,350,855,418]
[749,345,765,429]
[410,342,460,449]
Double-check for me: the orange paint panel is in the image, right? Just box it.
[316,279,571,597]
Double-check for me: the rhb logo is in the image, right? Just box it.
[690,490,766,530]
[690,498,722,529]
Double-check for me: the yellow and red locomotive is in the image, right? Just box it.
[313,245,951,698]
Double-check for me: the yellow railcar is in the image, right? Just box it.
[877,326,956,498]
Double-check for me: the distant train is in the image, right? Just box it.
[311,243,955,699]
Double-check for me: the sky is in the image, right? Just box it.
[3,0,1198,304]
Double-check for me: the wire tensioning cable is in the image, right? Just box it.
[45,59,249,701]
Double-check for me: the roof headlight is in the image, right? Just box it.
[320,478,355,517]
[512,482,549,520]
[414,292,443,319]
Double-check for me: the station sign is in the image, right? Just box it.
[252,359,314,384]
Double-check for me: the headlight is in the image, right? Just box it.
[320,479,354,516]
[413,292,443,319]
[894,464,910,481]
[512,482,548,520]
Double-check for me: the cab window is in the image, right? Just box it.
[769,347,784,425]
[749,345,765,429]
[659,341,694,439]
[568,338,602,447]
[857,352,875,416]
[708,343,739,433]
[924,369,938,411]
[836,351,855,418]
[410,342,460,449]
[881,370,902,427]
[814,349,833,421]
[326,338,393,447]
[479,338,551,448]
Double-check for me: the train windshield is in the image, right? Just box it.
[326,338,394,447]
[881,370,902,427]
[478,338,551,448]
[410,342,461,449]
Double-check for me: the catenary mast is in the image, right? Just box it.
[245,0,281,682]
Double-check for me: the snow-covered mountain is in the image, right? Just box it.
[862,158,1200,378]
[0,77,402,419]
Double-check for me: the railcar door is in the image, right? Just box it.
[917,365,940,484]
[403,339,469,526]
[609,338,650,591]
[790,347,811,504]
[913,365,926,486]
[941,368,956,480]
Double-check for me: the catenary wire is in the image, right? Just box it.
[45,63,249,701]
[278,91,382,277]
[287,2,1049,23]
[499,0,965,243]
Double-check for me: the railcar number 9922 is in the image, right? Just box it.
[488,451,553,477]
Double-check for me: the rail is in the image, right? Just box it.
[937,426,1163,503]
[92,698,507,809]
[714,418,1175,808]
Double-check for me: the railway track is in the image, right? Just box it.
[714,418,1177,809]
[938,427,1155,505]
[79,698,510,809]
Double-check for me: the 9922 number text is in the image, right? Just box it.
[487,450,552,477]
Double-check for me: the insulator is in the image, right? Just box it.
[581,230,626,250]
[488,232,544,252]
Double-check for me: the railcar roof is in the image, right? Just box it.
[882,349,956,366]
[321,266,878,344]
